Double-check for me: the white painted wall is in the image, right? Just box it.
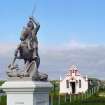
[60,75,88,94]
[60,65,88,94]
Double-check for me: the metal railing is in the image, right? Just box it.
[49,86,100,105]
[0,86,100,105]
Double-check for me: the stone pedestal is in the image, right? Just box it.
[2,81,52,105]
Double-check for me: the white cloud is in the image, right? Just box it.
[0,43,16,55]
[65,39,85,49]
[39,41,105,80]
[0,41,105,80]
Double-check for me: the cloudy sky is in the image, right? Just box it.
[0,0,105,80]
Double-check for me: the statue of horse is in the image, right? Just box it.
[7,17,48,81]
[8,17,41,78]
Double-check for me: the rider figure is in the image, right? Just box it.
[12,17,40,69]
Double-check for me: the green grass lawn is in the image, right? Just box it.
[69,95,105,105]
[1,89,105,105]
[0,96,6,105]
[51,91,105,105]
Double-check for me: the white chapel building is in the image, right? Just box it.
[60,65,88,94]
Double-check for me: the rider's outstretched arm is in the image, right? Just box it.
[29,17,40,33]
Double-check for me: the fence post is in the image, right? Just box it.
[90,88,92,97]
[89,90,90,97]
[88,89,90,98]
[94,87,96,94]
[96,86,98,92]
[65,93,66,103]
[58,94,60,105]
[91,89,92,96]
[92,88,94,95]
[74,94,76,101]
[92,87,94,95]
[87,90,89,98]
[76,94,78,101]
[69,93,71,103]
[77,94,78,101]
[81,93,84,100]
[0,96,1,105]
[86,92,87,100]
[84,92,86,100]
[93,87,95,94]
[98,86,99,92]
[51,94,53,105]
[73,94,74,101]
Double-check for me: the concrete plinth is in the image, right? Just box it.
[2,81,52,105]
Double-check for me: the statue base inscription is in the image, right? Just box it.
[1,81,52,105]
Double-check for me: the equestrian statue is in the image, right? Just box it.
[7,16,48,81]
